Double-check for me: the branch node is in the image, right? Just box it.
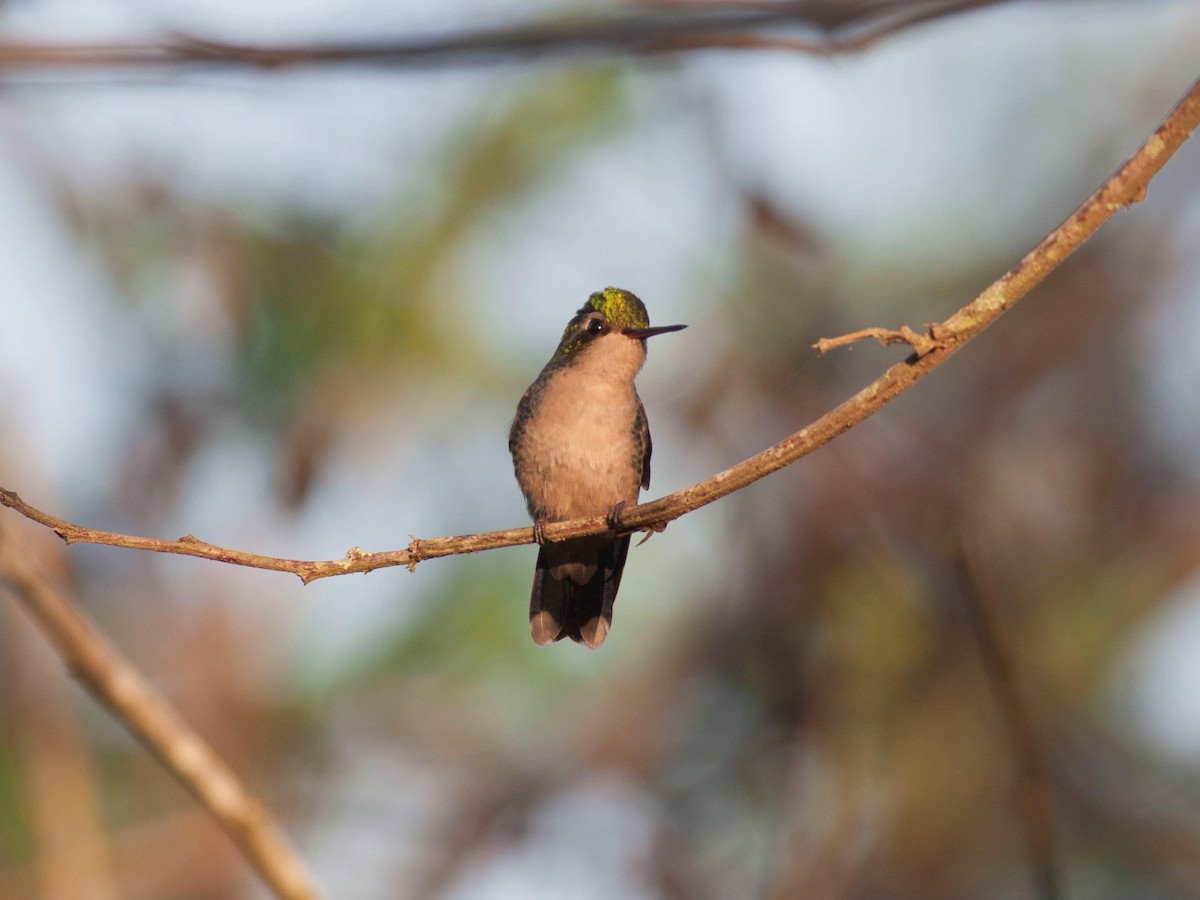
[927,321,952,342]
[405,537,426,572]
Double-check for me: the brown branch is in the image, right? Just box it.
[0,523,321,900]
[0,1,1017,74]
[812,324,938,356]
[3,75,1199,584]
[955,537,1060,900]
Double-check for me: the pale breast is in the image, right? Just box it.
[515,335,647,521]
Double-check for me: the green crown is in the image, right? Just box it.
[585,286,650,329]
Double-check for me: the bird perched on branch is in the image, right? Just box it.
[509,287,686,648]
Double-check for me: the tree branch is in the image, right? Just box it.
[954,536,1060,899]
[0,1,1019,74]
[0,523,320,899]
[812,324,939,356]
[3,75,1199,583]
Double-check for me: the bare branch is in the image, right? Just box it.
[0,523,321,900]
[955,536,1060,900]
[0,1,1018,75]
[3,76,1198,583]
[812,324,939,356]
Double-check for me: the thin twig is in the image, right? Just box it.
[956,537,1060,900]
[812,325,939,356]
[3,75,1199,583]
[0,523,320,900]
[0,1,1014,74]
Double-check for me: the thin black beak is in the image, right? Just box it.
[622,324,687,339]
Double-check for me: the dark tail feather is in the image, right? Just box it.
[529,545,569,646]
[529,536,631,649]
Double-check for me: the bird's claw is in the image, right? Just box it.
[532,521,547,545]
[606,501,627,535]
[635,521,667,546]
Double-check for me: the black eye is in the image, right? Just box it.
[586,318,606,336]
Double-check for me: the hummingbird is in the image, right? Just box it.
[509,287,686,648]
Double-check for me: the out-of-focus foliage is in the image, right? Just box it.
[3,2,1200,899]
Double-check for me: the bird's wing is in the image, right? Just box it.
[635,396,651,490]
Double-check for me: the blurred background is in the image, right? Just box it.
[2,0,1200,897]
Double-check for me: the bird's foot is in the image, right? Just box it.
[532,521,548,545]
[606,501,627,535]
[636,521,667,546]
